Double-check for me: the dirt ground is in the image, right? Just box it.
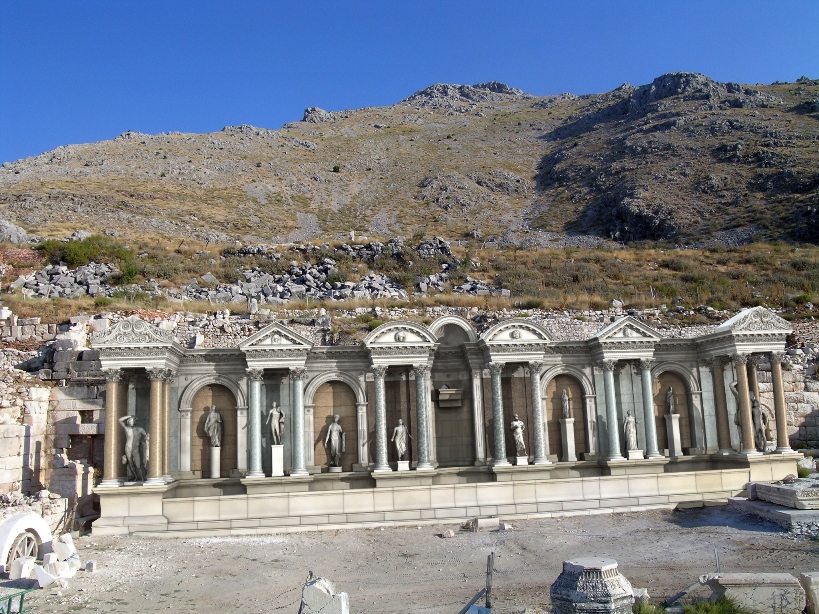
[14,507,819,613]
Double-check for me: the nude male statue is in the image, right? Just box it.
[265,402,285,446]
[119,415,148,482]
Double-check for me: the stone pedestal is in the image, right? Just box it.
[561,418,577,462]
[328,466,342,473]
[550,557,634,614]
[627,449,644,461]
[665,414,683,458]
[397,460,410,472]
[700,573,805,614]
[209,446,220,479]
[270,445,284,478]
[515,456,529,466]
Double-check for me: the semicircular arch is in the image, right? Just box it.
[540,365,595,396]
[428,315,478,342]
[179,374,246,410]
[304,371,367,406]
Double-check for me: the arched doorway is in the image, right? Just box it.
[545,375,587,460]
[190,384,238,478]
[432,323,474,467]
[313,381,358,472]
[653,371,692,453]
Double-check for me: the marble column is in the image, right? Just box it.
[732,354,758,455]
[162,370,174,481]
[709,357,733,453]
[179,408,191,473]
[747,356,762,403]
[425,369,437,466]
[638,359,661,458]
[372,365,390,472]
[289,368,308,476]
[488,362,510,466]
[101,369,123,486]
[601,360,624,460]
[246,368,265,477]
[413,365,433,470]
[146,368,165,484]
[527,362,550,465]
[770,352,792,453]
[471,368,486,465]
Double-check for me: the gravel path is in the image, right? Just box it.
[15,507,819,613]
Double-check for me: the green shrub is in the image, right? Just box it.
[93,296,113,308]
[633,601,664,614]
[798,466,811,478]
[367,319,384,331]
[683,597,753,614]
[37,235,141,284]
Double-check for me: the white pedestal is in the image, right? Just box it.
[515,456,529,466]
[627,449,644,461]
[665,413,683,458]
[328,466,342,473]
[560,418,577,462]
[210,446,221,479]
[270,445,284,477]
[397,460,410,472]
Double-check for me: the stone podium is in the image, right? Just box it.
[209,446,220,479]
[270,444,284,477]
[560,418,577,462]
[665,413,683,457]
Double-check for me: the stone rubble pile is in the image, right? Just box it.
[10,531,89,589]
[11,263,118,299]
[452,276,510,297]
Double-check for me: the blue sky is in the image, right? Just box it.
[2,0,818,163]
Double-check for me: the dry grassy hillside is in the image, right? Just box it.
[1,73,817,246]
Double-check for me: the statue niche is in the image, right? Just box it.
[191,384,237,478]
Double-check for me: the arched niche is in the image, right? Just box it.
[190,384,238,478]
[312,381,358,472]
[544,374,587,459]
[429,315,477,343]
[653,371,693,453]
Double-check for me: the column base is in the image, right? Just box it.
[162,475,174,484]
[773,447,795,454]
[372,463,392,473]
[144,477,166,486]
[738,449,764,456]
[416,463,435,471]
[492,459,511,467]
[606,455,626,462]
[714,449,736,456]
[533,458,553,466]
[97,479,121,488]
[646,452,664,459]
[289,470,309,477]
[245,471,266,479]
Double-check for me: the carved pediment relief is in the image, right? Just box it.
[91,316,174,347]
[239,322,312,351]
[594,316,661,343]
[364,322,437,348]
[717,306,791,333]
[480,319,551,344]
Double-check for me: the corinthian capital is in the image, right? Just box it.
[526,361,545,377]
[289,367,307,381]
[488,362,505,376]
[638,358,654,371]
[371,365,388,378]
[600,360,617,372]
[246,368,264,381]
[731,354,748,366]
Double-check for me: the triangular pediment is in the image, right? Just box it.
[239,322,313,351]
[91,315,174,347]
[593,316,661,342]
[364,322,437,348]
[480,319,551,344]
[716,306,791,334]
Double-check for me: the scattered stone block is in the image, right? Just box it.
[499,522,513,531]
[550,557,634,614]
[632,588,650,604]
[798,573,819,614]
[467,517,500,532]
[85,560,97,573]
[301,576,350,614]
[440,529,456,538]
[9,555,36,580]
[700,573,805,614]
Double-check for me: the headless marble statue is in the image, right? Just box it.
[119,415,148,482]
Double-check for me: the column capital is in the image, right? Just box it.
[526,361,545,376]
[412,364,431,377]
[638,358,654,371]
[146,368,166,381]
[162,369,176,383]
[371,365,388,378]
[103,369,123,383]
[471,368,484,379]
[770,352,786,365]
[599,359,617,372]
[731,354,748,366]
[246,368,265,381]
[748,354,764,367]
[703,356,727,368]
[289,367,307,381]
[487,362,505,375]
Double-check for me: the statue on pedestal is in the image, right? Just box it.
[510,413,526,457]
[624,409,638,451]
[391,419,412,460]
[266,402,285,445]
[325,415,345,467]
[118,415,148,482]
[750,393,766,453]
[204,404,223,447]
[561,388,572,419]
[666,386,676,414]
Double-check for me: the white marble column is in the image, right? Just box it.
[101,369,123,487]
[356,402,369,467]
[471,368,486,465]
[488,362,510,466]
[179,408,192,473]
[413,365,433,470]
[527,362,551,465]
[601,360,624,460]
[584,394,598,456]
[162,370,175,481]
[289,368,308,476]
[638,359,661,458]
[770,352,792,453]
[372,365,390,471]
[235,406,247,472]
[709,357,734,454]
[732,354,759,455]
[425,369,437,466]
[246,368,265,477]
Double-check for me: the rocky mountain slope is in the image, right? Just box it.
[1,73,817,246]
